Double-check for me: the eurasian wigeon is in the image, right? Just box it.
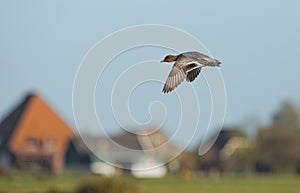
[161,51,221,93]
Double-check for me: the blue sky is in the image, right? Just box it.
[1,1,300,147]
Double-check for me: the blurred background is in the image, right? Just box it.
[1,1,300,193]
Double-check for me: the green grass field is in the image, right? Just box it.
[0,172,299,193]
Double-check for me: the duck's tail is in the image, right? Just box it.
[208,59,221,67]
[215,59,221,66]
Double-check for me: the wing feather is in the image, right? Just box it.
[162,66,186,93]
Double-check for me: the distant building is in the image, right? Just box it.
[65,136,91,171]
[67,128,178,178]
[0,93,74,172]
[198,129,252,174]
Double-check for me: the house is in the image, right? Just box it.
[131,155,167,178]
[65,136,91,171]
[198,129,251,174]
[67,128,177,178]
[0,93,74,172]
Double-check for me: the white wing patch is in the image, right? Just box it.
[185,61,204,72]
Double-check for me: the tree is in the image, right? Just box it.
[256,101,300,173]
[272,101,300,130]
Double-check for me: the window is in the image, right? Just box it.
[26,138,39,149]
[44,137,55,151]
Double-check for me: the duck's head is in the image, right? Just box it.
[160,55,178,63]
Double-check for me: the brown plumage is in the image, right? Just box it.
[161,51,221,93]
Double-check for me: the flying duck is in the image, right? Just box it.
[161,51,221,93]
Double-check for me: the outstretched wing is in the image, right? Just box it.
[186,67,201,82]
[162,66,186,93]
